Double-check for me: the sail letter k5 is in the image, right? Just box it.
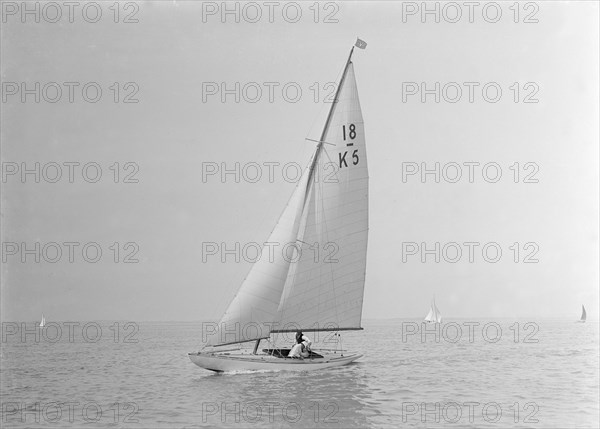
[339,151,348,168]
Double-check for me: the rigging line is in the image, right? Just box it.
[276,177,314,325]
[319,158,342,330]
[320,145,337,170]
[300,186,320,322]
[303,93,332,147]
[305,138,335,146]
[303,47,354,148]
[318,142,344,329]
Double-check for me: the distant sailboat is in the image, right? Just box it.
[578,305,586,323]
[39,314,46,328]
[189,39,369,372]
[424,298,442,324]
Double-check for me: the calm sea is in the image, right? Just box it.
[1,319,598,428]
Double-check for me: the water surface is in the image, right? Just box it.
[1,319,598,428]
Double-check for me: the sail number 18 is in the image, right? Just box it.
[342,123,357,146]
[340,123,359,168]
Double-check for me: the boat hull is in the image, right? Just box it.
[188,351,362,372]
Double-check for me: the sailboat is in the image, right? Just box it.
[39,314,46,328]
[424,298,442,324]
[577,305,586,323]
[189,39,369,372]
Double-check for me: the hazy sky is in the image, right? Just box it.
[1,1,598,322]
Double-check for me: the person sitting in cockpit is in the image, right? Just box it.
[288,331,311,358]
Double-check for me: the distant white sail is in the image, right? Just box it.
[581,305,586,322]
[39,314,45,328]
[424,299,441,323]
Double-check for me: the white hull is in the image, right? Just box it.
[188,351,362,372]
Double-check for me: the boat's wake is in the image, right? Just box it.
[217,368,288,375]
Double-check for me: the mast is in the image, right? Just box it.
[272,41,368,334]
[305,46,356,189]
[320,46,355,143]
[204,41,367,347]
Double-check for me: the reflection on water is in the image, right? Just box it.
[183,365,372,428]
[1,319,598,428]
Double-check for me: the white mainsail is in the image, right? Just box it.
[580,305,586,322]
[206,46,368,346]
[424,299,441,323]
[39,314,45,327]
[275,62,368,332]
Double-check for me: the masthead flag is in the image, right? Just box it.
[355,38,367,49]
